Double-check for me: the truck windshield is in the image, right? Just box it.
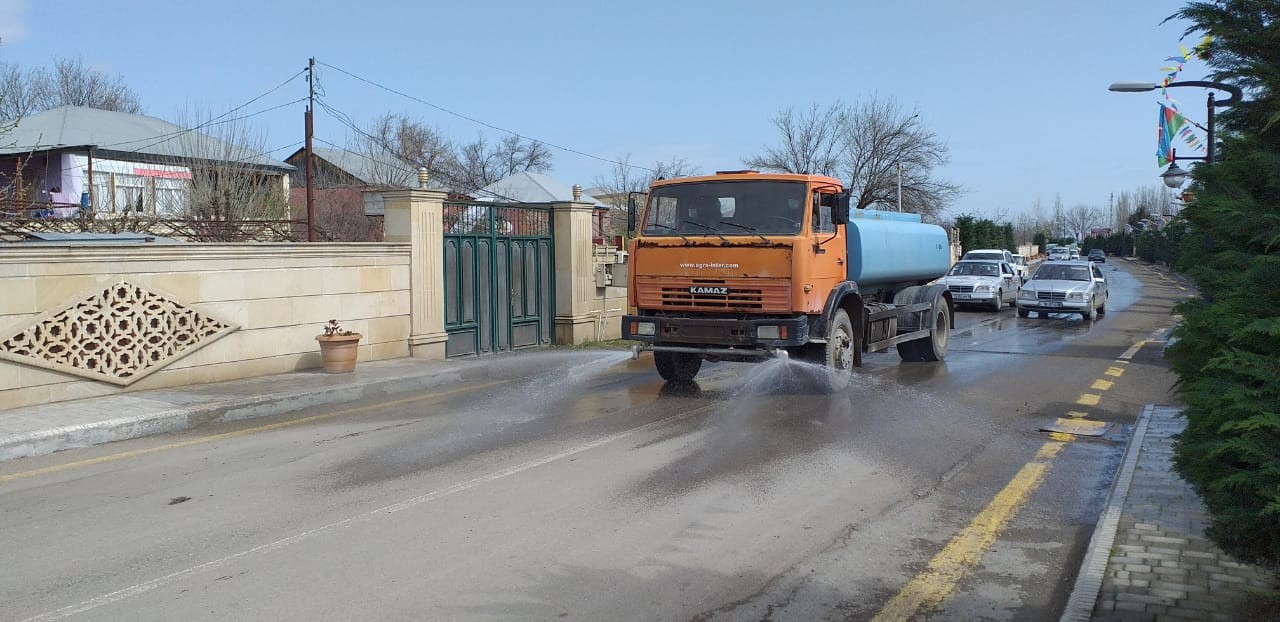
[642,181,806,237]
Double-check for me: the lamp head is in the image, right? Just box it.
[1161,162,1189,188]
[1109,81,1159,93]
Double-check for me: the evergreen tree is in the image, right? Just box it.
[1164,0,1280,568]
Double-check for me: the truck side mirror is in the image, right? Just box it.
[831,192,850,225]
[626,192,644,234]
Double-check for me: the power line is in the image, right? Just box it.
[310,97,512,200]
[316,60,657,175]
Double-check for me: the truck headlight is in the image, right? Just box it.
[757,325,782,340]
[632,321,656,336]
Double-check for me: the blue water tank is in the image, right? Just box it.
[845,209,951,287]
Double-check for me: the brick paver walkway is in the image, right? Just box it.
[1092,406,1275,621]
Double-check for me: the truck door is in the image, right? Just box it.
[803,190,846,313]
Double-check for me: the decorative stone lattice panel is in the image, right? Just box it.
[0,280,237,385]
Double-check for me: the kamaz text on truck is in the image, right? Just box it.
[621,170,954,390]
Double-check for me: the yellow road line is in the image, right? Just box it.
[1091,379,1114,391]
[1076,393,1102,406]
[0,381,504,484]
[1066,410,1089,419]
[1105,366,1125,377]
[872,440,1066,621]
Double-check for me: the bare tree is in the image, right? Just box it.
[592,154,700,235]
[840,97,962,220]
[746,97,962,221]
[1063,204,1104,241]
[743,103,843,176]
[0,61,36,121]
[448,134,552,195]
[357,113,452,187]
[32,56,143,114]
[173,107,287,223]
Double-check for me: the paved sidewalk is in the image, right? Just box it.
[1063,405,1276,621]
[0,356,489,462]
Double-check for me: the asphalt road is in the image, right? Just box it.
[0,259,1188,622]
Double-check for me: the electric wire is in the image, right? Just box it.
[316,60,657,174]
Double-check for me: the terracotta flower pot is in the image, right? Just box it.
[316,333,362,373]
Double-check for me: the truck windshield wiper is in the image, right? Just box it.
[682,220,730,243]
[645,223,692,244]
[718,221,769,243]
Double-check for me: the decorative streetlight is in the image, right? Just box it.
[1108,80,1242,182]
[1159,161,1189,189]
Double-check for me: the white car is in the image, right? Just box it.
[1010,254,1030,280]
[961,248,1015,265]
[935,260,1020,311]
[1047,247,1071,261]
[1017,260,1108,320]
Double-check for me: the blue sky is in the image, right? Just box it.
[0,0,1211,221]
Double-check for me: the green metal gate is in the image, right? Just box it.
[443,202,555,357]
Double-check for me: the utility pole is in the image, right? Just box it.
[305,57,316,242]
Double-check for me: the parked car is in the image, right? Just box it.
[1017,260,1108,320]
[934,260,1020,311]
[1047,247,1071,261]
[1088,249,1106,263]
[1069,249,1081,260]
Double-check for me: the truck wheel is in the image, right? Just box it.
[816,309,856,391]
[654,351,701,381]
[897,289,950,362]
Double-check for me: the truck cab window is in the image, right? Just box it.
[812,193,835,233]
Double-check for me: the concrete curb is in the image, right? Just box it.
[0,367,467,462]
[1058,404,1156,622]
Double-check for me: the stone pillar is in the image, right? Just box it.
[550,200,597,345]
[383,169,449,359]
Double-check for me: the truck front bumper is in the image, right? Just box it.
[622,315,810,352]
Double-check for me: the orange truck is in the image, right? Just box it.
[621,170,954,388]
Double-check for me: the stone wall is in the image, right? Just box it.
[0,244,410,410]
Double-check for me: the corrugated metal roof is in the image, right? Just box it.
[310,146,417,187]
[0,106,293,172]
[474,172,604,207]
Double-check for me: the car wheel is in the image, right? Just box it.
[654,351,701,381]
[1017,307,1030,318]
[1098,294,1107,315]
[1083,299,1098,321]
[990,290,1003,312]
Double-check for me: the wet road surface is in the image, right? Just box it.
[0,260,1187,621]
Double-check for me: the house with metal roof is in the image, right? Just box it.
[0,106,293,218]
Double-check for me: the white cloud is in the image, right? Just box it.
[0,0,28,44]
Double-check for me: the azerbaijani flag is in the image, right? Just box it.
[1157,103,1187,167]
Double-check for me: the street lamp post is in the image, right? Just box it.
[1108,79,1242,169]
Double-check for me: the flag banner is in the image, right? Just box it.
[1157,103,1187,166]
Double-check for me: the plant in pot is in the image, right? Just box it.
[315,319,362,373]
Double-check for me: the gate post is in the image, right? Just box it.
[550,199,597,345]
[383,169,449,359]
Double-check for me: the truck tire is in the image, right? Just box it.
[815,308,856,392]
[896,287,950,362]
[654,351,701,381]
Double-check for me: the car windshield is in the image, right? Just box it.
[949,262,1000,276]
[1034,264,1092,281]
[964,252,1002,261]
[642,181,806,236]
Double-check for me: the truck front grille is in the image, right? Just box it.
[636,277,791,312]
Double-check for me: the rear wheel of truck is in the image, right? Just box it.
[654,351,702,381]
[896,288,950,362]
